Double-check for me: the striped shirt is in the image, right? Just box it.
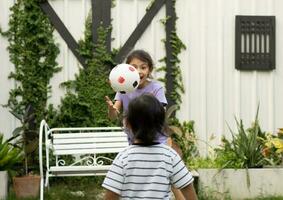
[102,144,194,200]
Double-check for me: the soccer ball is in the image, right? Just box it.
[109,64,140,94]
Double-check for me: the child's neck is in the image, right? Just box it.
[133,139,160,145]
[133,139,142,143]
[137,79,150,89]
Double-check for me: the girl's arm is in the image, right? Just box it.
[105,96,122,120]
[104,189,120,200]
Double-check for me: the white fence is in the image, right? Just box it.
[1,0,283,155]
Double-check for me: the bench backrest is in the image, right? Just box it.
[47,127,128,155]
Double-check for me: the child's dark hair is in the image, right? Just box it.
[126,94,165,144]
[126,49,154,72]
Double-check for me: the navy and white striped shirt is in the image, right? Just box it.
[102,144,194,200]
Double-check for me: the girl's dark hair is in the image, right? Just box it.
[126,49,154,72]
[126,94,165,144]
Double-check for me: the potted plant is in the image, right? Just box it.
[196,107,283,199]
[0,133,23,199]
[9,105,41,198]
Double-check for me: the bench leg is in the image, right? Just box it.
[40,175,44,200]
[44,171,49,187]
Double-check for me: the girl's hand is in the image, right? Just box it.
[105,96,120,114]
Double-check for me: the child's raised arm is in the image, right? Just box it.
[105,96,121,120]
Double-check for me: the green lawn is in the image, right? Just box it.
[7,177,105,200]
[5,177,283,200]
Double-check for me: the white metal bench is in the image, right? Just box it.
[39,120,128,200]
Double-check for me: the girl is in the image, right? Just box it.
[105,49,168,144]
[102,94,197,200]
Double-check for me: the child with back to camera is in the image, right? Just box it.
[102,94,198,200]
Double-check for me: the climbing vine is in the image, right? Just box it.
[168,30,186,106]
[158,1,186,107]
[3,0,60,118]
[47,14,117,128]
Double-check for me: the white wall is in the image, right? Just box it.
[0,0,18,139]
[1,0,283,155]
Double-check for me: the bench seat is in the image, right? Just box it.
[49,165,111,176]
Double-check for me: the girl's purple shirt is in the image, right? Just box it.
[114,80,168,144]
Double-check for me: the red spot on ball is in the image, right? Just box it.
[129,66,135,72]
[118,76,125,84]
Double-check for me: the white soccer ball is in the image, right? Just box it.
[109,64,140,93]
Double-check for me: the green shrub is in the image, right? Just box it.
[0,134,23,171]
[165,105,199,163]
[188,156,218,170]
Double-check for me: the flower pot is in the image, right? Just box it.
[0,171,8,200]
[13,175,40,198]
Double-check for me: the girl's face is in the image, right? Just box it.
[129,58,151,88]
